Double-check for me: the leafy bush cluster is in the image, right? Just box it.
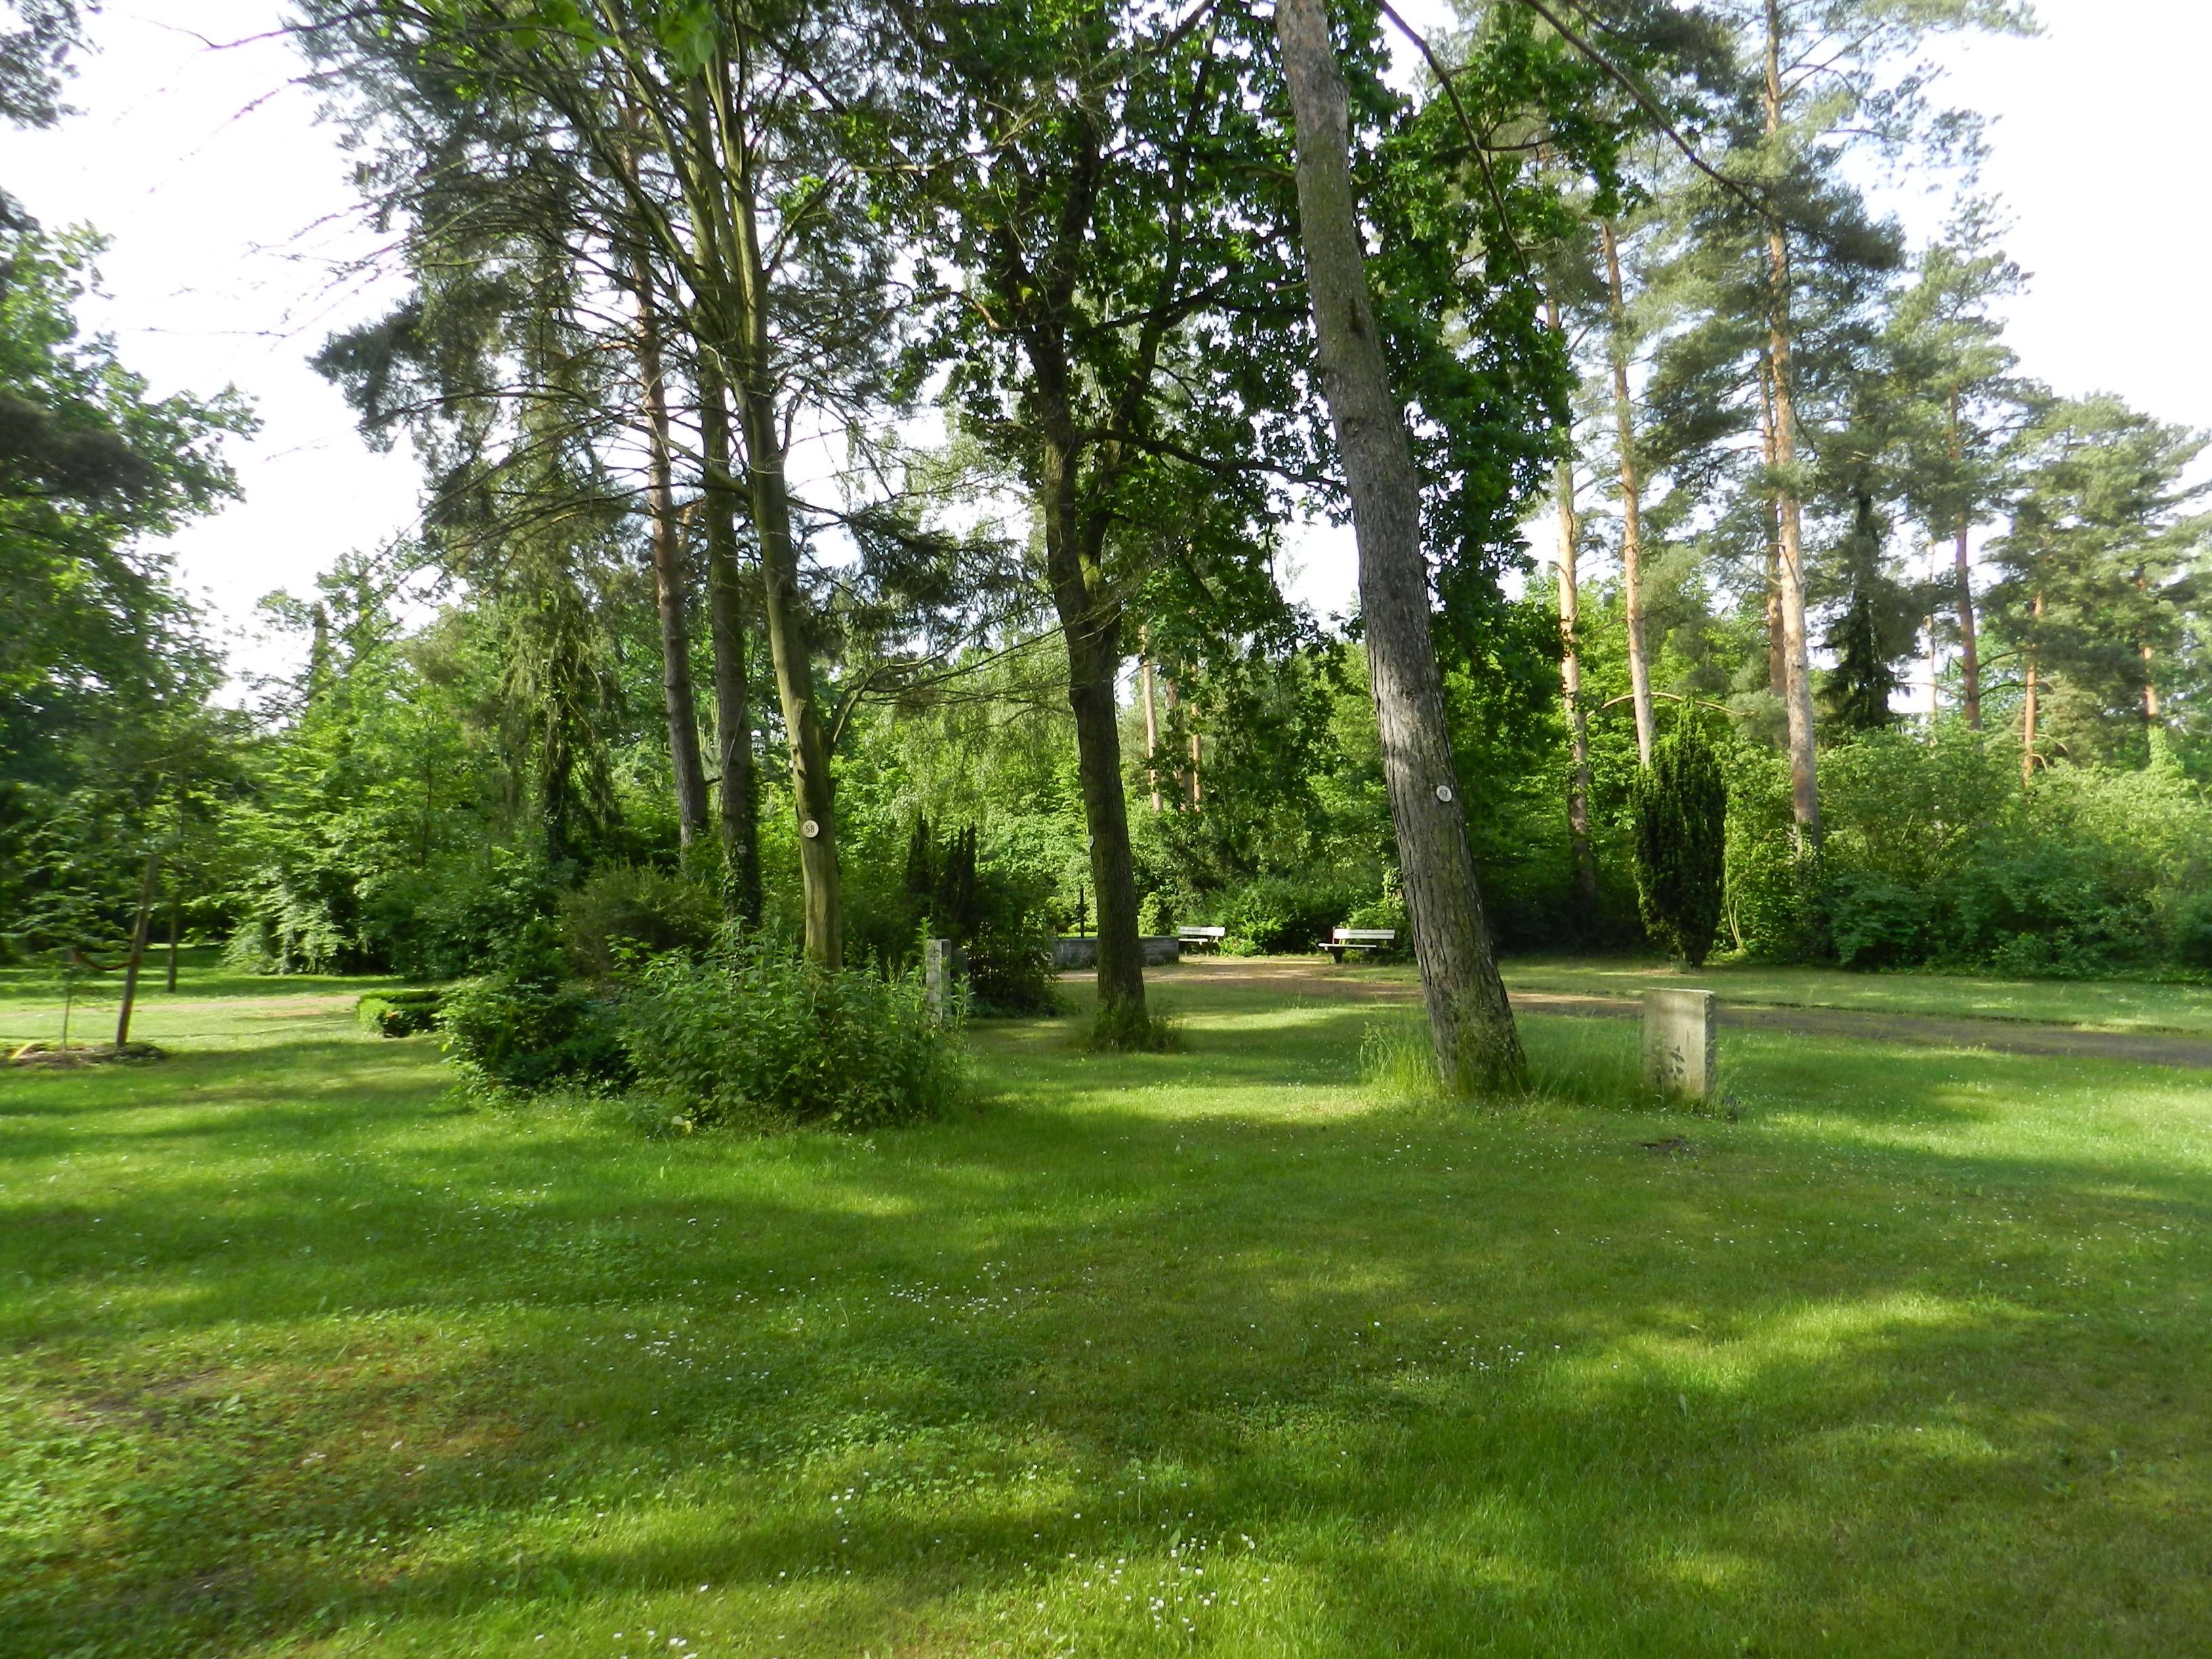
[438,920,628,1093]
[618,931,965,1130]
[1727,730,2212,974]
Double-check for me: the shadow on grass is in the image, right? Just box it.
[3,998,2209,1654]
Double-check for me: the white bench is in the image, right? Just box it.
[1326,927,1396,964]
[1177,925,1227,954]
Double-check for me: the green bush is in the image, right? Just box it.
[558,862,720,979]
[1631,717,1727,967]
[356,987,443,1038]
[618,930,965,1131]
[438,918,628,1092]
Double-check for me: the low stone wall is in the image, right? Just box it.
[1054,935,1181,970]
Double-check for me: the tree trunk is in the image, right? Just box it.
[697,363,762,925]
[1275,0,1521,1092]
[726,153,841,965]
[1763,0,1820,845]
[1542,287,1597,912]
[1142,652,1161,811]
[115,846,159,1049]
[1760,359,1788,700]
[634,264,712,850]
[165,884,181,993]
[1949,389,1982,729]
[1600,221,1655,769]
[1040,437,1147,1018]
[2022,587,2042,785]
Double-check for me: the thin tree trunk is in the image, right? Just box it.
[115,846,159,1049]
[1275,0,1521,1091]
[1541,291,1597,910]
[2022,588,2042,785]
[1599,221,1655,769]
[1764,0,1820,845]
[165,884,181,993]
[1142,653,1161,811]
[697,363,761,925]
[633,262,711,849]
[1189,730,1202,806]
[1949,389,1982,729]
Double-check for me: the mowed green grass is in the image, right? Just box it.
[3,974,2209,1657]
[1491,956,2212,1036]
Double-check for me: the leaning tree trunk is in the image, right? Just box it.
[633,264,712,851]
[115,845,159,1049]
[696,360,762,924]
[1764,0,1820,847]
[1275,0,1521,1092]
[726,140,841,968]
[1042,438,1147,1021]
[1600,221,1656,769]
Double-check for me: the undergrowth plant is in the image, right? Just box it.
[619,929,966,1132]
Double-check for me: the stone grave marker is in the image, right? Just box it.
[1642,988,1716,1101]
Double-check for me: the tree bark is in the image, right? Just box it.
[1275,0,1521,1091]
[1763,0,1820,845]
[1142,651,1161,812]
[1759,359,1788,700]
[115,846,159,1049]
[1542,291,1596,911]
[725,150,840,966]
[633,265,712,851]
[1599,221,1655,769]
[1949,389,1982,730]
[2022,587,2042,785]
[1040,436,1147,1017]
[696,362,762,924]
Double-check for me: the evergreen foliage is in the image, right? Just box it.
[1631,716,1728,967]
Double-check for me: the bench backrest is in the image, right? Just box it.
[1179,926,1227,939]
[1331,928,1397,943]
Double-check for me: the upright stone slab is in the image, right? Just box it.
[924,939,964,1022]
[1642,988,1716,1101]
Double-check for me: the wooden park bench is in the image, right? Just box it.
[1324,927,1396,964]
[1177,925,1227,954]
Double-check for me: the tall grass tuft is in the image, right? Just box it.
[1086,997,1182,1052]
[1363,1013,1695,1111]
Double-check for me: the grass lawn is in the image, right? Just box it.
[1489,956,2212,1036]
[5,968,2210,1656]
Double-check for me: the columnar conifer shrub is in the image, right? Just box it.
[1631,718,1728,967]
[618,931,965,1132]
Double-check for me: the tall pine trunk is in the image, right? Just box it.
[1600,222,1655,769]
[1542,293,1596,910]
[1763,0,1820,845]
[696,361,761,924]
[1275,0,1521,1092]
[1760,359,1788,699]
[633,266,712,850]
[1950,390,1982,729]
[2022,588,2043,785]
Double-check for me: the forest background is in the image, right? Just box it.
[6,0,2212,1012]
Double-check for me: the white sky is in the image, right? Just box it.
[1,0,2205,674]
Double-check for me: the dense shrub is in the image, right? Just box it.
[619,930,966,1130]
[1727,728,2212,974]
[558,862,720,979]
[1631,718,1727,966]
[356,987,443,1037]
[1213,871,1360,954]
[438,919,628,1092]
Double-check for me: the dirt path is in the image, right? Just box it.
[1107,960,2212,1071]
